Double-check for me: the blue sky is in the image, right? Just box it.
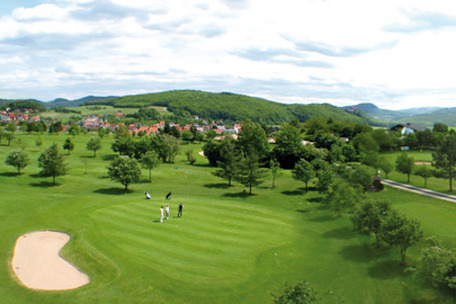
[1,0,456,110]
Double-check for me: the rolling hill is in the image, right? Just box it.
[82,90,376,125]
[344,103,456,127]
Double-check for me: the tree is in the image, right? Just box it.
[349,165,373,192]
[4,132,14,146]
[414,165,433,187]
[395,153,415,183]
[63,138,75,155]
[202,140,221,166]
[213,138,240,186]
[35,135,43,151]
[157,134,181,163]
[68,125,80,137]
[272,123,305,169]
[185,148,196,164]
[237,119,270,160]
[235,150,269,195]
[86,137,102,157]
[380,211,423,264]
[140,150,160,182]
[194,131,205,143]
[0,127,4,144]
[328,143,344,164]
[324,180,363,216]
[434,123,449,134]
[112,136,136,157]
[48,120,63,133]
[312,159,333,194]
[415,238,455,301]
[272,281,318,304]
[98,127,108,138]
[378,157,394,179]
[350,200,391,246]
[292,159,314,191]
[107,156,141,190]
[6,122,18,134]
[182,130,194,144]
[38,143,69,185]
[433,134,456,192]
[5,150,30,174]
[270,159,283,188]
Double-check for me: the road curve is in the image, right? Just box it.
[382,179,456,203]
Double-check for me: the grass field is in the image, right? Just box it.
[380,150,456,193]
[1,134,456,303]
[40,105,168,122]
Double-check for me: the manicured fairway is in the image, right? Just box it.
[1,133,455,303]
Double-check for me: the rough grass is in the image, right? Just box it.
[0,134,455,303]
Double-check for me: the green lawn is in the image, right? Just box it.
[1,134,455,303]
[40,105,168,122]
[380,150,456,193]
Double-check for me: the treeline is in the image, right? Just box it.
[0,99,46,112]
[83,90,377,125]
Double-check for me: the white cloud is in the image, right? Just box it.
[12,3,67,20]
[0,0,456,109]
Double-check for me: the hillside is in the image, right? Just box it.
[45,96,116,108]
[83,90,372,125]
[342,103,404,121]
[396,107,456,127]
[344,102,456,127]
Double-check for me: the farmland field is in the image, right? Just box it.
[1,134,455,303]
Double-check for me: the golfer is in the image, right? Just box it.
[160,206,164,223]
[177,203,184,218]
[165,205,170,220]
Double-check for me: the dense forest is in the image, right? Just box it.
[83,90,378,125]
[0,99,45,112]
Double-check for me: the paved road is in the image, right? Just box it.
[382,179,456,203]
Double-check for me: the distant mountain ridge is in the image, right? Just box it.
[342,103,456,127]
[3,92,456,126]
[47,96,117,108]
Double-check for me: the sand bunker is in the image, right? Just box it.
[11,231,89,290]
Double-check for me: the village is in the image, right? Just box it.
[0,108,243,137]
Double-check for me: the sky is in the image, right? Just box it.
[1,0,456,110]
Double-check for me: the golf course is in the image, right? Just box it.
[1,133,456,303]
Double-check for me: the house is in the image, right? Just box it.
[390,123,428,135]
[0,113,10,122]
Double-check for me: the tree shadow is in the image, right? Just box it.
[223,191,251,199]
[307,197,323,203]
[0,172,19,177]
[307,213,334,222]
[339,244,389,263]
[192,163,213,168]
[204,183,231,189]
[368,260,405,279]
[102,154,117,161]
[321,227,355,240]
[94,187,132,195]
[281,190,305,196]
[296,209,309,214]
[29,174,42,178]
[79,155,93,159]
[30,181,58,188]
